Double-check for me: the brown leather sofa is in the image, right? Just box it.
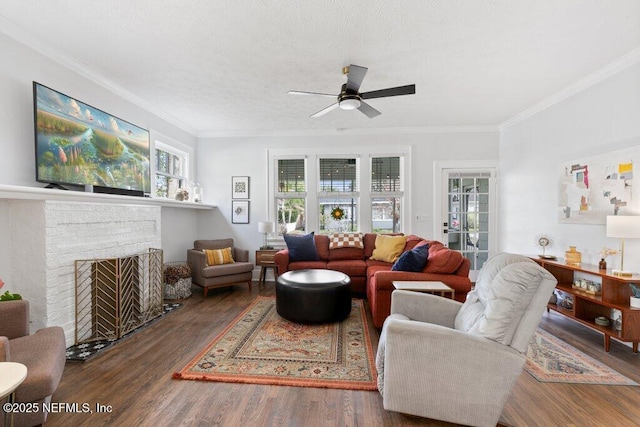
[274,233,472,328]
[0,300,66,427]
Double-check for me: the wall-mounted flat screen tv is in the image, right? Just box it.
[33,82,150,195]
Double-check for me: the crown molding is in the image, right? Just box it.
[197,125,498,139]
[0,15,198,136]
[499,47,640,131]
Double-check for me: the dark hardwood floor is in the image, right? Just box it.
[47,283,640,426]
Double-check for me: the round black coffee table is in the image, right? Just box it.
[276,269,351,323]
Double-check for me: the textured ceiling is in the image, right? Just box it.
[1,1,639,136]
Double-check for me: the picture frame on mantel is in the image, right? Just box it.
[232,200,250,224]
[232,176,250,199]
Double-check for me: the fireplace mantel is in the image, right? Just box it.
[8,199,164,346]
[0,184,215,209]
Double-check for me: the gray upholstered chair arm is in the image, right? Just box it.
[379,318,525,426]
[235,248,249,262]
[391,290,462,328]
[0,300,29,339]
[187,249,207,282]
[0,336,9,362]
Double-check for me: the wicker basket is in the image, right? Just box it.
[163,261,192,300]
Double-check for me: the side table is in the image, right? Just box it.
[392,280,455,300]
[0,362,28,427]
[256,249,279,287]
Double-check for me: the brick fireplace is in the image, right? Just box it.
[8,200,161,346]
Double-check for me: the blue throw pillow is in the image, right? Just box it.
[392,244,429,272]
[283,232,320,262]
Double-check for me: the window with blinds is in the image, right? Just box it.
[269,149,409,237]
[319,158,358,192]
[276,158,306,235]
[317,158,359,234]
[277,159,306,193]
[371,156,402,192]
[371,156,403,232]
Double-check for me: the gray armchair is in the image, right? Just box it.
[376,253,557,427]
[0,300,66,427]
[187,238,254,297]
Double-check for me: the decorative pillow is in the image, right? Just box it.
[370,235,407,263]
[283,232,320,262]
[329,232,364,249]
[203,247,235,266]
[392,243,429,272]
[424,248,464,274]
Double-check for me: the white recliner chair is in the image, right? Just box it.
[376,253,557,427]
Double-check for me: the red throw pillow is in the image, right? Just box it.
[424,248,464,273]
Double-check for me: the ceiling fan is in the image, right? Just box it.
[288,64,415,118]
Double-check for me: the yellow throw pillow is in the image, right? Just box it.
[203,247,235,266]
[370,235,407,263]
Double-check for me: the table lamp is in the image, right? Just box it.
[258,221,275,250]
[606,215,640,276]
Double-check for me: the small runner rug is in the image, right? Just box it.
[173,297,378,390]
[525,328,637,385]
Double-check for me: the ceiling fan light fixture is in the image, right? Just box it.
[289,64,415,118]
[339,97,361,110]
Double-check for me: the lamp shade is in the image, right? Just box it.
[258,221,275,234]
[606,216,640,239]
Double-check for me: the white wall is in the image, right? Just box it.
[0,31,500,287]
[196,131,499,262]
[0,33,202,285]
[499,60,640,270]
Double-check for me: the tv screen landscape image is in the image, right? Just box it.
[34,82,150,194]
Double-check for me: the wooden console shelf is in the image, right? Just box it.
[532,257,640,353]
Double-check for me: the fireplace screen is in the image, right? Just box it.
[75,248,163,344]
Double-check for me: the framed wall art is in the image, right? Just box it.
[558,145,639,224]
[232,176,250,199]
[232,200,250,224]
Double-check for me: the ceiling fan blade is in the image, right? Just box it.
[358,101,381,119]
[310,102,339,118]
[288,90,337,98]
[361,84,416,100]
[345,65,368,92]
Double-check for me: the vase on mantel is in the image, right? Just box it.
[565,246,582,266]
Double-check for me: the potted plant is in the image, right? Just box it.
[0,278,22,301]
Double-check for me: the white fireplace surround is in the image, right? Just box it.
[9,200,162,346]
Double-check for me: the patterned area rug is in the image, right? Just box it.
[525,328,638,385]
[173,297,378,390]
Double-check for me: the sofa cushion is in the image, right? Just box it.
[402,235,424,252]
[284,232,320,262]
[327,259,367,277]
[203,247,235,265]
[194,239,234,251]
[329,232,364,249]
[424,245,464,274]
[288,261,327,271]
[392,243,429,272]
[329,246,365,261]
[370,235,407,263]
[202,261,254,278]
[314,234,331,261]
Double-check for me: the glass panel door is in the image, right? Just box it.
[443,171,494,280]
